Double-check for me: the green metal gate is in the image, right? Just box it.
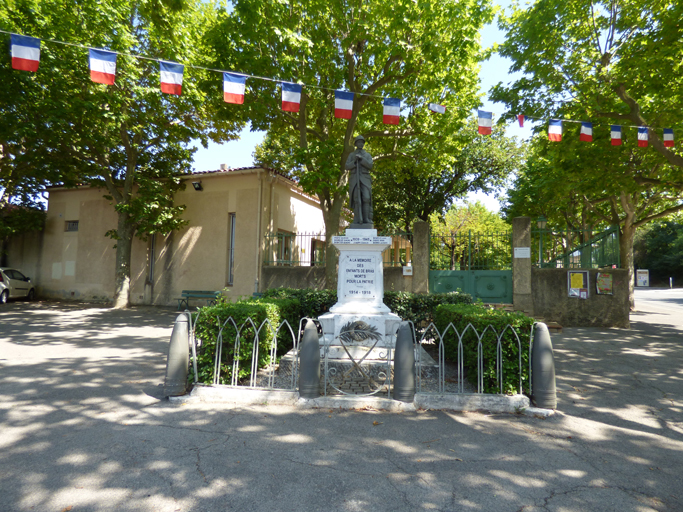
[429,230,513,303]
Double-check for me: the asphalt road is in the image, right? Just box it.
[0,290,681,512]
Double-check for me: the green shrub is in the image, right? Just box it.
[243,296,301,354]
[261,288,337,318]
[434,304,534,395]
[191,298,299,385]
[261,288,473,326]
[385,290,473,326]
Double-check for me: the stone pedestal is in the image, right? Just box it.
[318,228,401,350]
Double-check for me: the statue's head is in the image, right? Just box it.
[354,135,365,149]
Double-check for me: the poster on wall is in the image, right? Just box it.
[568,270,589,299]
[596,273,613,295]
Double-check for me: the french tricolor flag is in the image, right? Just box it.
[383,98,400,125]
[663,128,674,148]
[638,127,649,147]
[429,103,446,114]
[580,122,593,142]
[89,49,117,85]
[548,119,562,141]
[334,90,354,119]
[160,61,184,96]
[478,110,492,135]
[611,125,622,145]
[223,72,246,104]
[282,82,302,112]
[10,34,40,72]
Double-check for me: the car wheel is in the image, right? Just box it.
[0,290,8,304]
[27,289,36,301]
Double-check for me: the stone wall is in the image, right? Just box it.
[261,265,415,293]
[532,268,630,328]
[261,266,327,291]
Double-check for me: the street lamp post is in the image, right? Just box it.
[537,215,547,268]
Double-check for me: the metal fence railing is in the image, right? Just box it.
[187,313,533,398]
[531,225,620,269]
[411,322,530,395]
[263,232,327,267]
[430,230,512,270]
[188,312,301,391]
[263,231,413,268]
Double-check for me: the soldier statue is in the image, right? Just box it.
[345,135,374,227]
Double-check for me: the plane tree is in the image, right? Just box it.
[502,131,683,308]
[206,0,494,287]
[1,0,241,307]
[372,118,522,235]
[490,0,683,307]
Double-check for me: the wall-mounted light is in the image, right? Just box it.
[192,181,203,191]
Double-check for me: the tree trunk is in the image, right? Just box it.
[321,194,345,291]
[112,213,136,309]
[620,222,636,311]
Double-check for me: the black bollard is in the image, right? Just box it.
[164,314,189,397]
[531,322,557,409]
[299,320,320,399]
[393,323,415,402]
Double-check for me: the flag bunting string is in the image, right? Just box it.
[1,29,679,144]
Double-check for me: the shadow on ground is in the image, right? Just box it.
[0,301,681,511]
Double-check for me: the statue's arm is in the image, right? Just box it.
[345,153,356,170]
[359,151,373,170]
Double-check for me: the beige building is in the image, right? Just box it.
[8,167,326,305]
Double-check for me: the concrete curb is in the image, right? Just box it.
[523,406,559,418]
[298,396,417,412]
[170,386,536,414]
[414,393,530,413]
[174,385,300,405]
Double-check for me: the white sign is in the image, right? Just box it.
[636,269,649,287]
[333,236,392,245]
[402,265,413,276]
[343,255,378,300]
[514,247,531,258]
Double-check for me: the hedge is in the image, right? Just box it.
[384,290,473,326]
[260,287,473,325]
[434,304,534,395]
[191,297,300,385]
[260,288,337,318]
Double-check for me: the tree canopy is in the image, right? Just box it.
[491,0,683,307]
[208,0,495,287]
[373,117,522,234]
[1,0,242,306]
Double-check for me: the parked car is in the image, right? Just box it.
[0,267,36,303]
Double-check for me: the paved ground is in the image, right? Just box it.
[0,290,682,512]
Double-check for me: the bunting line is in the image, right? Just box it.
[1,29,679,147]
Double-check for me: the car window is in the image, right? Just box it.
[7,270,25,280]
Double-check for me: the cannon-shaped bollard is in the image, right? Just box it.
[532,322,556,409]
[393,323,415,402]
[299,320,320,399]
[164,314,189,397]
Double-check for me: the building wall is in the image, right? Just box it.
[23,168,325,305]
[4,230,43,284]
[38,186,120,301]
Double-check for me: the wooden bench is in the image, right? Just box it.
[177,290,221,310]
